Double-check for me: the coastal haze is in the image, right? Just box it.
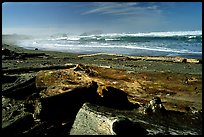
[2,2,202,58]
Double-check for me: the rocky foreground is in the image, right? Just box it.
[2,44,202,135]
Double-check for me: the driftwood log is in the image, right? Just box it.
[2,64,76,74]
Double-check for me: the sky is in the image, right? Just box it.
[2,2,202,35]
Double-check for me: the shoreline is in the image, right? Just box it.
[3,34,202,60]
[2,42,202,75]
[12,45,204,60]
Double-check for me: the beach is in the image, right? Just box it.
[2,36,202,135]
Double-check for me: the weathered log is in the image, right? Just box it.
[2,77,37,99]
[22,121,50,135]
[2,112,34,136]
[2,96,35,135]
[77,53,201,64]
[23,120,74,136]
[2,47,49,60]
[19,53,48,58]
[39,81,99,121]
[70,102,147,135]
[2,64,76,74]
[2,75,18,84]
[70,103,117,135]
[70,102,202,135]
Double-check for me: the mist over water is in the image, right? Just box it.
[17,31,202,59]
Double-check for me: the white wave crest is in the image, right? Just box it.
[97,31,202,37]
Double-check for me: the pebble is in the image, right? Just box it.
[166,94,170,96]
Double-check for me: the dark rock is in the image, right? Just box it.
[182,58,187,63]
[198,59,202,64]
[97,86,138,109]
[143,97,166,114]
[2,48,19,59]
[2,48,12,56]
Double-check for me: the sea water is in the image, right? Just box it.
[17,31,202,59]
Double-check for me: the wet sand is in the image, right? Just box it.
[2,43,202,74]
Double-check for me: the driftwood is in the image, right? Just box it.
[2,77,37,99]
[70,102,202,135]
[78,53,201,64]
[2,47,49,60]
[2,112,34,136]
[2,64,76,74]
[19,53,48,58]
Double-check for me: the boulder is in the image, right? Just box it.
[2,48,19,59]
[96,85,138,109]
[142,97,166,114]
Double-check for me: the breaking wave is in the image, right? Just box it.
[17,31,202,58]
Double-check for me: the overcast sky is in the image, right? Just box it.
[2,2,202,35]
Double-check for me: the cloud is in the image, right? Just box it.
[78,2,171,33]
[82,2,162,16]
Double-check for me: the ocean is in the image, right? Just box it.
[17,31,202,59]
